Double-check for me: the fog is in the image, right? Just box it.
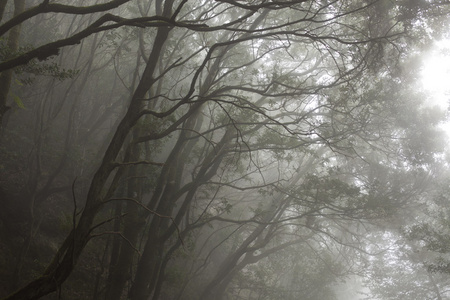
[1,1,450,300]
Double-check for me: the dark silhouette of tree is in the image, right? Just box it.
[0,0,449,299]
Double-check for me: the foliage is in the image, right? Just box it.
[1,40,79,83]
[0,1,449,300]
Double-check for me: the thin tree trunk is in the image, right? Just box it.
[103,194,124,299]
[2,18,173,300]
[0,0,8,22]
[0,0,25,128]
[105,146,146,300]
[428,272,443,300]
[105,198,143,300]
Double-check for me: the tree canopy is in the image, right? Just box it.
[0,0,450,300]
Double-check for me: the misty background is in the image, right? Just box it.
[1,1,450,299]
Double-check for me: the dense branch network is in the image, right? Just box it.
[0,1,446,300]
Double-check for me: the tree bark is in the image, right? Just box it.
[104,136,149,300]
[2,10,172,300]
[0,0,8,22]
[0,0,25,128]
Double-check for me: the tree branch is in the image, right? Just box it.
[0,0,131,37]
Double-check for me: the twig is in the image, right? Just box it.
[90,231,142,256]
[106,197,184,246]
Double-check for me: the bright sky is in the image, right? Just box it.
[421,39,450,135]
[421,40,450,107]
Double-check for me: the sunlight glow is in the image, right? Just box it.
[421,40,450,138]
[421,40,450,109]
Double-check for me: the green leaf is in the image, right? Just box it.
[12,94,25,109]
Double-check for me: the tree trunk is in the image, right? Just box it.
[0,0,25,128]
[0,0,8,22]
[104,143,147,300]
[2,20,172,300]
[105,200,143,300]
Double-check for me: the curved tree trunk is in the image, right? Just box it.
[2,11,174,300]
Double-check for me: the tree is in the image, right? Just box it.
[0,0,449,299]
[363,230,450,300]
